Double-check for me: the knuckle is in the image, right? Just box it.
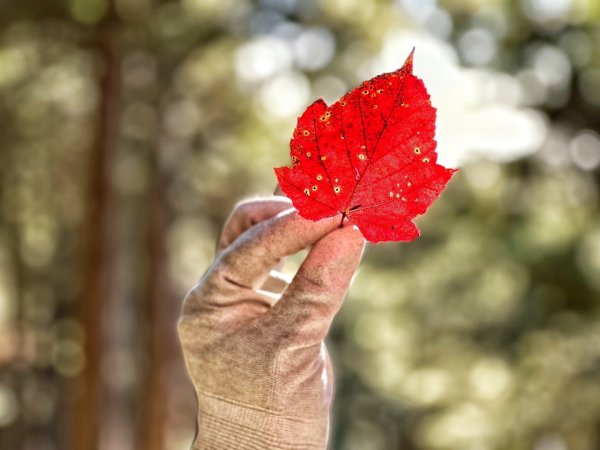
[297,265,331,291]
[231,200,257,223]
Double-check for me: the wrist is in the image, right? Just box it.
[193,391,329,450]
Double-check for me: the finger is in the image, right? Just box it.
[267,224,365,345]
[260,269,291,294]
[212,210,342,292]
[179,283,279,330]
[217,197,293,253]
[271,185,286,272]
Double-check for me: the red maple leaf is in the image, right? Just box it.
[274,50,457,243]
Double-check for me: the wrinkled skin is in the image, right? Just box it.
[178,197,365,449]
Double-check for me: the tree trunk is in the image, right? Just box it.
[64,15,120,450]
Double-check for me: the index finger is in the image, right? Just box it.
[216,197,293,253]
[211,210,342,291]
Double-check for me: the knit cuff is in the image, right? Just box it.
[193,391,329,450]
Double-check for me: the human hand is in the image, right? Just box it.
[178,196,365,449]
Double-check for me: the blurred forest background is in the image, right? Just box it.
[1,0,600,449]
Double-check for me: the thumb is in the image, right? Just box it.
[268,224,365,346]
